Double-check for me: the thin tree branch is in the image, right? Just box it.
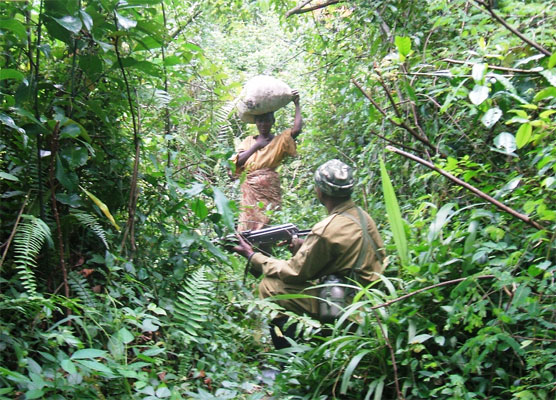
[48,122,69,298]
[113,17,140,255]
[371,308,404,400]
[386,146,545,230]
[370,275,496,310]
[471,0,551,56]
[352,78,444,157]
[286,0,342,17]
[0,192,30,271]
[441,58,542,74]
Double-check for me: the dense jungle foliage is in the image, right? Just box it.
[1,0,555,399]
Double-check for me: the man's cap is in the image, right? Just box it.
[314,159,354,197]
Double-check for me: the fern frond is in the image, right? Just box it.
[68,271,97,308]
[13,215,52,296]
[171,267,214,344]
[215,98,240,147]
[70,210,109,249]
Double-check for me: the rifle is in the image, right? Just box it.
[220,223,311,246]
[216,223,310,283]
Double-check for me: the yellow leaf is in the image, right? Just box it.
[80,186,121,230]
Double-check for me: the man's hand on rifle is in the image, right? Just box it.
[230,234,255,260]
[288,237,304,256]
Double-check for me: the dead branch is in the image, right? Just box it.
[471,0,551,56]
[286,0,342,17]
[386,146,545,230]
[441,58,543,74]
[0,192,30,271]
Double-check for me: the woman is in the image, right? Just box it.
[232,91,302,231]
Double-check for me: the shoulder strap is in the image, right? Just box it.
[340,207,384,278]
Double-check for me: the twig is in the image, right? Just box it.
[48,122,69,298]
[352,79,443,157]
[286,0,342,17]
[114,14,140,255]
[385,146,545,230]
[441,58,542,74]
[0,192,30,271]
[370,275,496,310]
[372,308,404,400]
[471,0,551,56]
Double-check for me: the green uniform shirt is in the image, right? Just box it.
[251,199,386,285]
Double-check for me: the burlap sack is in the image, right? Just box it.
[236,75,294,124]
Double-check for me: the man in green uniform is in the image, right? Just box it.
[231,159,387,348]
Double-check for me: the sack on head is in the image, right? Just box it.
[236,75,294,123]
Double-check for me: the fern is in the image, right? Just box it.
[68,270,97,308]
[215,98,240,147]
[13,215,52,296]
[70,210,109,249]
[171,267,214,345]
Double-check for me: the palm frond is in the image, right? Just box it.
[70,210,109,249]
[13,215,52,296]
[215,98,240,147]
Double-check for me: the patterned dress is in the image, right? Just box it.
[231,129,297,231]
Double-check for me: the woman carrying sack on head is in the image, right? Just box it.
[231,89,302,232]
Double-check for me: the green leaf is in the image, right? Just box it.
[340,349,372,394]
[549,52,556,69]
[61,359,77,375]
[60,146,89,168]
[80,10,93,31]
[75,360,114,375]
[0,171,19,181]
[56,155,78,191]
[0,113,25,133]
[380,157,408,265]
[428,203,454,243]
[533,86,556,102]
[481,107,502,128]
[71,348,108,360]
[472,63,487,84]
[25,390,44,400]
[54,15,82,34]
[410,333,433,344]
[515,123,532,149]
[191,198,209,219]
[212,187,234,231]
[116,327,134,344]
[540,69,556,87]
[0,20,27,41]
[0,69,25,82]
[115,11,137,30]
[394,36,411,57]
[469,85,489,105]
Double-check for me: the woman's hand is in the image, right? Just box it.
[254,134,273,150]
[292,89,300,105]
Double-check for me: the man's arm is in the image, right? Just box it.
[290,90,303,139]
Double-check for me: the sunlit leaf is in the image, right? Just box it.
[394,36,411,57]
[469,85,489,105]
[472,63,487,84]
[533,86,556,102]
[481,107,502,128]
[0,69,24,82]
[380,157,408,265]
[71,348,107,359]
[515,123,532,148]
[115,11,137,30]
[0,19,27,41]
[54,16,82,34]
[80,186,121,230]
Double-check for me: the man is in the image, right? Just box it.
[230,159,387,349]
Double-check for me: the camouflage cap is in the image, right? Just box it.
[314,159,354,197]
